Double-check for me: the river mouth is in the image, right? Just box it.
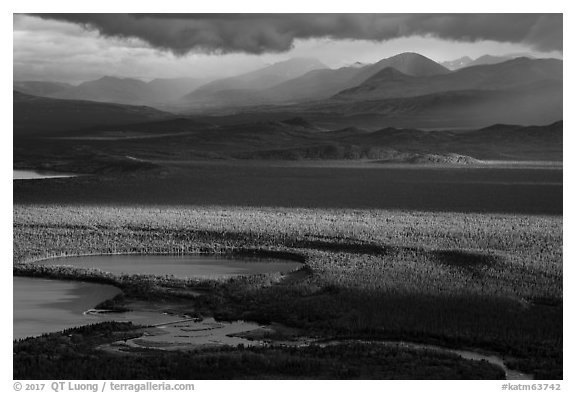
[36,253,304,278]
[13,169,80,180]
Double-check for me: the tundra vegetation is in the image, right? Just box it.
[13,205,562,379]
[13,322,505,380]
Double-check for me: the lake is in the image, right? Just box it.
[13,169,78,180]
[16,255,301,339]
[38,254,304,278]
[13,277,122,340]
[14,162,563,214]
[13,277,195,340]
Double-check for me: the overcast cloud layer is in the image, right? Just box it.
[31,14,562,55]
[14,14,563,84]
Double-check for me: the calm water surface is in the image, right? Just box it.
[16,255,302,339]
[13,169,78,180]
[14,277,191,340]
[13,277,121,340]
[40,254,303,278]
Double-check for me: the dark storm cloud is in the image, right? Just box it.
[29,14,562,55]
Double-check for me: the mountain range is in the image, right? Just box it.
[440,55,520,70]
[180,52,450,107]
[14,77,206,106]
[13,52,563,132]
[333,57,561,100]
[13,81,74,96]
[186,57,328,95]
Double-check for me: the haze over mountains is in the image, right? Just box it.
[179,52,450,108]
[333,57,561,100]
[13,81,74,97]
[440,54,522,70]
[252,52,451,105]
[13,52,563,132]
[187,57,327,95]
[179,57,328,107]
[15,77,206,106]
[15,52,539,108]
[13,90,170,135]
[13,49,563,167]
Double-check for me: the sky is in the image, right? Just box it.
[13,13,563,84]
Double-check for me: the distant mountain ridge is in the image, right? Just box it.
[146,77,206,102]
[52,76,154,104]
[183,58,328,99]
[347,52,449,85]
[13,53,563,130]
[35,76,203,105]
[441,56,474,70]
[262,52,450,104]
[179,53,450,108]
[13,91,172,135]
[333,58,562,101]
[13,81,74,97]
[440,54,535,70]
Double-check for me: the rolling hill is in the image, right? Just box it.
[26,109,561,162]
[46,76,205,106]
[51,76,155,104]
[295,79,561,128]
[235,120,562,161]
[13,81,74,97]
[13,91,173,135]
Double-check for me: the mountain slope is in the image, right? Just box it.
[13,91,172,135]
[146,78,206,102]
[441,55,515,70]
[13,81,74,97]
[184,58,327,98]
[258,66,363,103]
[346,52,450,87]
[467,55,515,68]
[334,58,562,101]
[179,53,449,108]
[51,76,155,105]
[260,53,450,104]
[441,56,474,70]
[294,78,561,129]
[47,77,208,106]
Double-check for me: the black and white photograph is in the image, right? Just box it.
[10,7,567,386]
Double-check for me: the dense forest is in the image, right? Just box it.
[14,322,505,380]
